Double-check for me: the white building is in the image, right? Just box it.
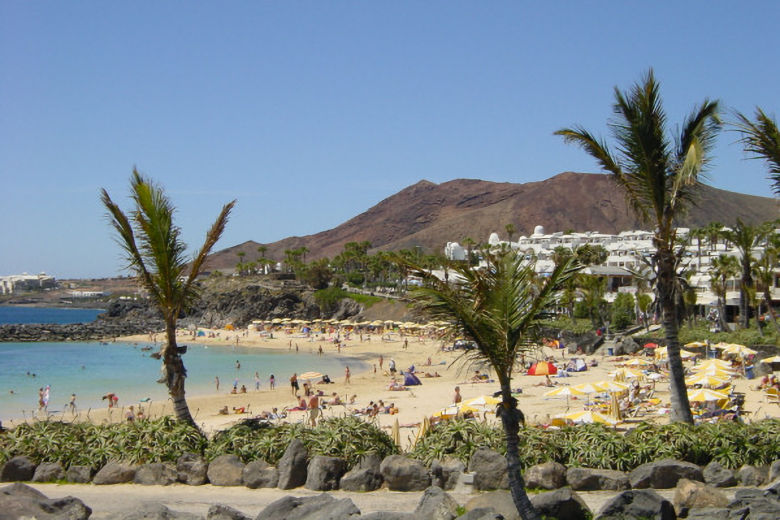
[445,225,780,310]
[0,273,56,295]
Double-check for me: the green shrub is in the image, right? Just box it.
[408,419,780,470]
[610,293,636,331]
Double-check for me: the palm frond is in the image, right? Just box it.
[734,107,780,195]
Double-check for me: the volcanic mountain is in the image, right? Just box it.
[207,172,777,269]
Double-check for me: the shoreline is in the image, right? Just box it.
[5,326,778,450]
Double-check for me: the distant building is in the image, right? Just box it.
[0,273,56,294]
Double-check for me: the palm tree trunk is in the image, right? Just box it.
[658,251,694,424]
[499,380,540,520]
[163,317,197,428]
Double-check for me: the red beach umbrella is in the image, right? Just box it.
[644,343,660,349]
[527,361,558,376]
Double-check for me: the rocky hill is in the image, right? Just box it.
[206,172,777,269]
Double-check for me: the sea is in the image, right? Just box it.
[0,307,358,421]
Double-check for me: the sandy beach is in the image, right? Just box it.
[39,326,776,450]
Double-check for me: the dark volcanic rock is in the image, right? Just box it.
[118,502,201,519]
[703,461,737,487]
[31,462,65,482]
[207,455,244,486]
[304,456,345,491]
[531,487,591,520]
[242,460,278,488]
[737,464,768,486]
[414,486,459,520]
[379,455,431,491]
[431,457,465,490]
[93,462,136,485]
[629,458,703,489]
[524,461,567,490]
[566,467,630,491]
[468,448,508,491]
[0,456,36,482]
[465,491,519,520]
[134,463,178,485]
[596,489,676,520]
[256,493,360,520]
[340,455,384,492]
[207,503,252,520]
[277,439,309,490]
[66,465,93,483]
[177,452,208,485]
[0,482,91,520]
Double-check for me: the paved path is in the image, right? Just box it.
[27,482,741,518]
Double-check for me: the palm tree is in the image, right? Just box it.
[505,223,516,242]
[402,248,575,520]
[734,108,780,196]
[719,219,768,329]
[556,69,720,424]
[101,169,235,427]
[706,222,723,252]
[752,231,780,333]
[709,254,739,332]
[257,245,268,260]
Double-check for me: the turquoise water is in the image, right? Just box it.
[0,306,103,325]
[0,341,358,420]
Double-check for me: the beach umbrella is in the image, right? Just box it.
[433,403,478,419]
[759,356,780,371]
[609,368,644,381]
[692,365,737,378]
[623,358,653,367]
[299,372,323,381]
[722,344,757,357]
[655,347,696,360]
[594,380,630,392]
[527,362,558,376]
[685,373,730,388]
[572,383,602,394]
[712,342,732,350]
[543,386,583,398]
[694,359,732,370]
[463,395,501,408]
[684,341,709,349]
[609,392,622,421]
[687,388,729,402]
[644,342,660,349]
[557,410,619,425]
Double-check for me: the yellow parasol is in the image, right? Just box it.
[609,368,644,381]
[623,358,653,367]
[556,409,619,425]
[687,388,730,402]
[462,395,502,408]
[692,366,738,378]
[594,380,630,392]
[721,344,757,357]
[684,341,709,348]
[685,373,730,388]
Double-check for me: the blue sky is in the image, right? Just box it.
[1,2,778,279]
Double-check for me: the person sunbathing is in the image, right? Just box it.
[286,397,307,411]
[388,403,399,415]
[328,392,343,405]
[218,406,229,415]
[387,381,406,391]
[232,406,246,414]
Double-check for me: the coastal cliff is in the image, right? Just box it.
[0,284,365,342]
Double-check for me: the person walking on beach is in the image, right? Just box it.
[318,345,323,356]
[290,373,299,396]
[42,385,50,411]
[453,386,462,404]
[379,355,384,371]
[254,371,260,391]
[68,393,77,414]
[389,358,396,375]
[215,376,220,391]
[308,393,320,427]
[38,387,45,411]
[269,374,275,390]
[233,378,239,393]
[345,366,351,385]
